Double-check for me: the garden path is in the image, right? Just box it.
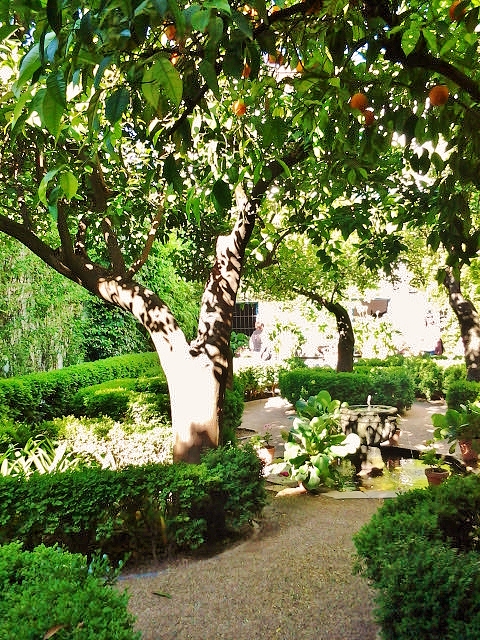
[120,398,452,640]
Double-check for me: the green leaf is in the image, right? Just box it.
[42,90,64,138]
[199,59,220,98]
[13,33,56,96]
[212,179,232,213]
[421,28,437,54]
[77,11,94,45]
[60,172,78,201]
[142,58,183,109]
[0,24,18,43]
[163,154,184,193]
[401,28,420,56]
[105,87,130,125]
[191,8,211,31]
[38,167,61,206]
[47,0,62,34]
[232,10,253,39]
[46,70,66,107]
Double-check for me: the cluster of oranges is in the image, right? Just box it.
[349,93,375,127]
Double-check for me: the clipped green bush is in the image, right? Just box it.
[442,363,466,394]
[221,377,245,445]
[0,445,266,560]
[405,355,444,399]
[278,367,413,412]
[446,379,480,409]
[0,352,161,425]
[0,542,140,640]
[354,475,480,640]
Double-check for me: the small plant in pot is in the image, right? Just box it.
[250,430,275,466]
[420,442,449,486]
[431,402,480,465]
[273,390,361,492]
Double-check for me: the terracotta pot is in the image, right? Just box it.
[459,440,479,465]
[257,446,275,466]
[425,467,449,486]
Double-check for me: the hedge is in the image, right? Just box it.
[354,475,480,640]
[278,367,414,412]
[0,543,140,640]
[0,445,266,561]
[0,352,161,424]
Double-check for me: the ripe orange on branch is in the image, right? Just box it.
[363,109,375,126]
[429,85,449,106]
[164,24,176,40]
[242,64,251,78]
[232,99,247,116]
[449,0,466,21]
[349,92,368,111]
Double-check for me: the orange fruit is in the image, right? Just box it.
[232,99,246,116]
[164,24,176,40]
[349,92,368,111]
[242,63,251,78]
[363,109,375,126]
[449,0,466,21]
[268,51,284,65]
[295,61,305,73]
[271,5,280,13]
[429,85,449,106]
[170,53,180,65]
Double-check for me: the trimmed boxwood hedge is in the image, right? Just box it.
[278,367,414,412]
[354,475,480,640]
[0,542,140,640]
[0,445,266,561]
[0,352,161,424]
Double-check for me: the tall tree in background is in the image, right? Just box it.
[0,1,479,460]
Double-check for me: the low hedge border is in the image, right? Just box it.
[0,445,266,562]
[0,352,161,424]
[278,367,414,412]
[353,474,480,640]
[0,542,140,640]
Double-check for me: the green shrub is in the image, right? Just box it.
[354,475,480,640]
[0,446,265,560]
[235,364,282,400]
[221,377,245,445]
[0,542,140,640]
[372,539,480,640]
[369,366,415,413]
[446,379,480,409]
[442,363,466,394]
[278,367,413,411]
[0,352,162,424]
[404,355,444,399]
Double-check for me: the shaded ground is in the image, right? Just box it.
[119,398,448,639]
[120,494,382,640]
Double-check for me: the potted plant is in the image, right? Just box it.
[431,402,480,465]
[273,390,361,492]
[250,430,276,466]
[420,443,449,486]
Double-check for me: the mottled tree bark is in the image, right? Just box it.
[443,268,480,381]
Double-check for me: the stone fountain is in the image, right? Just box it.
[340,396,399,473]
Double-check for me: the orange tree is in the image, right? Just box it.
[0,0,479,463]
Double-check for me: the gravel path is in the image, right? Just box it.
[119,493,382,639]
[118,398,446,639]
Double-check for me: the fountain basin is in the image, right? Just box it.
[340,405,399,446]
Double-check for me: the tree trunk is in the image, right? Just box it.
[324,301,355,372]
[443,268,480,381]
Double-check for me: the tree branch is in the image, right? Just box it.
[101,217,126,275]
[126,200,165,279]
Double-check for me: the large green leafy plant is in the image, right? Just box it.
[279,390,360,491]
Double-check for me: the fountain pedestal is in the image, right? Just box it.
[340,405,399,473]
